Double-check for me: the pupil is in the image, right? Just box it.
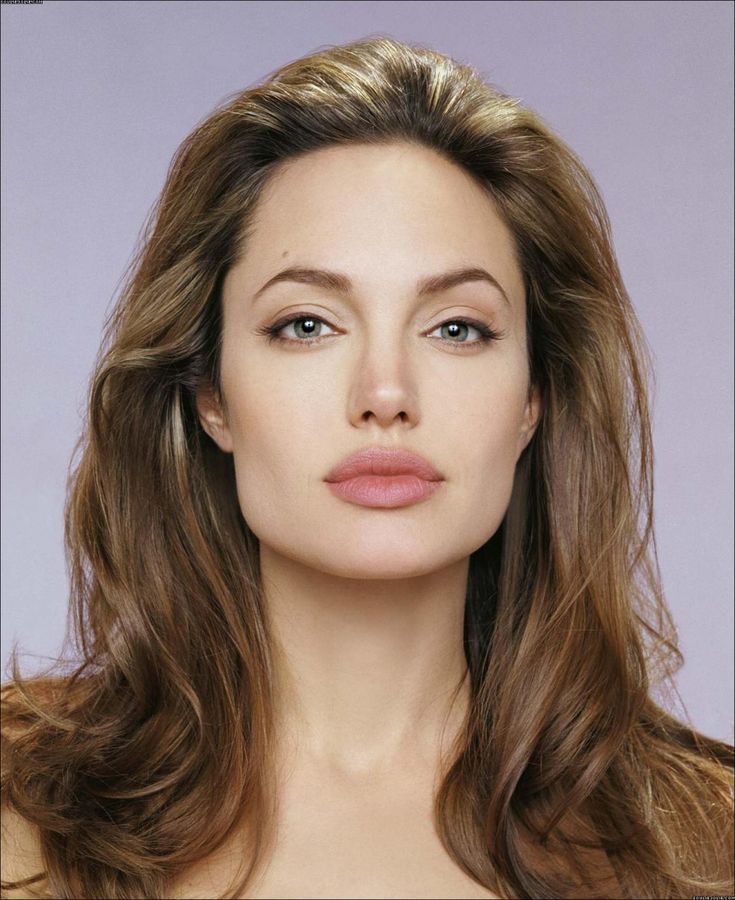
[445,322,465,340]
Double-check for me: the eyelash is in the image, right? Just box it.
[255,313,505,350]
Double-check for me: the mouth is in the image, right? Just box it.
[324,446,445,508]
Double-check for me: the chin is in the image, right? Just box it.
[305,547,450,580]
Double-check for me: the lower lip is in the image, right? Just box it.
[325,474,444,508]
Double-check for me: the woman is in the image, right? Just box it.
[1,36,732,900]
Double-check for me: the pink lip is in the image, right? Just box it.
[324,447,445,509]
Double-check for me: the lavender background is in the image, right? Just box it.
[2,1,733,742]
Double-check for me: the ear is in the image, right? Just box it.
[195,386,234,454]
[517,382,542,458]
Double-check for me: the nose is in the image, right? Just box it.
[346,333,419,429]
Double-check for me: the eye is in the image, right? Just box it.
[426,319,501,348]
[256,314,504,349]
[256,314,337,346]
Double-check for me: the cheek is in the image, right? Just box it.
[455,370,528,451]
[453,379,528,507]
[462,417,524,499]
[451,422,523,544]
[222,366,331,521]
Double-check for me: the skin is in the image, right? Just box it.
[196,141,542,790]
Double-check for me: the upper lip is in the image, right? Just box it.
[324,447,444,483]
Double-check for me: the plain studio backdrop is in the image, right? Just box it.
[1,1,733,744]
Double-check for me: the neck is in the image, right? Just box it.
[260,543,471,781]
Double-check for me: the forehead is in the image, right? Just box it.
[230,142,524,309]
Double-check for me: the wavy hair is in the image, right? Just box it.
[2,36,733,899]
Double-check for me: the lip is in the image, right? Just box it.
[324,447,445,509]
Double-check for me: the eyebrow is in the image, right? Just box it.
[252,265,511,307]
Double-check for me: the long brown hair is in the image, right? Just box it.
[2,36,732,899]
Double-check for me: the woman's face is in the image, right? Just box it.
[198,142,541,578]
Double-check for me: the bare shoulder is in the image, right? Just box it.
[1,678,67,899]
[2,680,48,898]
[0,805,48,899]
[1,676,81,899]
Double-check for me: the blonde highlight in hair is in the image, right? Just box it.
[2,37,732,899]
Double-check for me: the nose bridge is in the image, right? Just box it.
[348,314,418,426]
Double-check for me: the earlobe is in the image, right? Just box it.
[195,388,234,454]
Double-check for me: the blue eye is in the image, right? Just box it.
[256,314,503,349]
